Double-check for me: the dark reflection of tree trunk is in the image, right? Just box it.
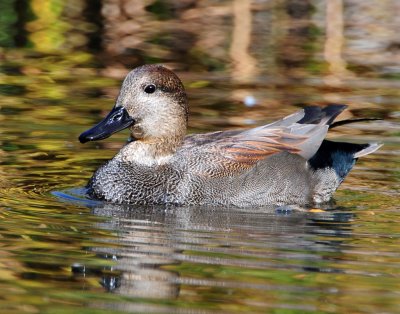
[0,0,30,48]
[15,0,30,47]
[84,0,103,52]
[278,0,315,71]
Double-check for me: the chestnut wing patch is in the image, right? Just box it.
[180,106,346,176]
[217,122,328,165]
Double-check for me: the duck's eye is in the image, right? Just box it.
[144,84,156,94]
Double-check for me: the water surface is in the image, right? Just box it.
[0,1,399,313]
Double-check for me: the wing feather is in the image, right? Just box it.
[181,106,345,175]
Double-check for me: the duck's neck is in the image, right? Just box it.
[116,136,184,166]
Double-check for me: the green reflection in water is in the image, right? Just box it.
[0,1,18,47]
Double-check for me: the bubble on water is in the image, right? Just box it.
[244,95,257,107]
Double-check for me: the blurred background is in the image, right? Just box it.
[1,0,399,189]
[0,1,399,313]
[1,0,399,126]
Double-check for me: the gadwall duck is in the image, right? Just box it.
[79,64,381,207]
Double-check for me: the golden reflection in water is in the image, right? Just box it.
[26,0,91,53]
[324,0,353,88]
[26,0,66,52]
[230,0,257,83]
[230,0,259,110]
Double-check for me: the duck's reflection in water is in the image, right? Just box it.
[90,204,182,299]
[85,203,354,300]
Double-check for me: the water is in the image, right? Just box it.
[0,1,399,313]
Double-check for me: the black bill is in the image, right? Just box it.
[79,106,135,143]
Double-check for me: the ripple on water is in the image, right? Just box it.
[0,128,398,312]
[0,55,399,313]
[0,155,399,313]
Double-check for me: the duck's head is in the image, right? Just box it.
[79,64,188,147]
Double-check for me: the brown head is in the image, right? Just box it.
[79,64,189,153]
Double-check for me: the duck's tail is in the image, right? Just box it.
[308,140,382,182]
[297,104,382,203]
[308,140,382,204]
[298,104,381,129]
[298,104,382,181]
